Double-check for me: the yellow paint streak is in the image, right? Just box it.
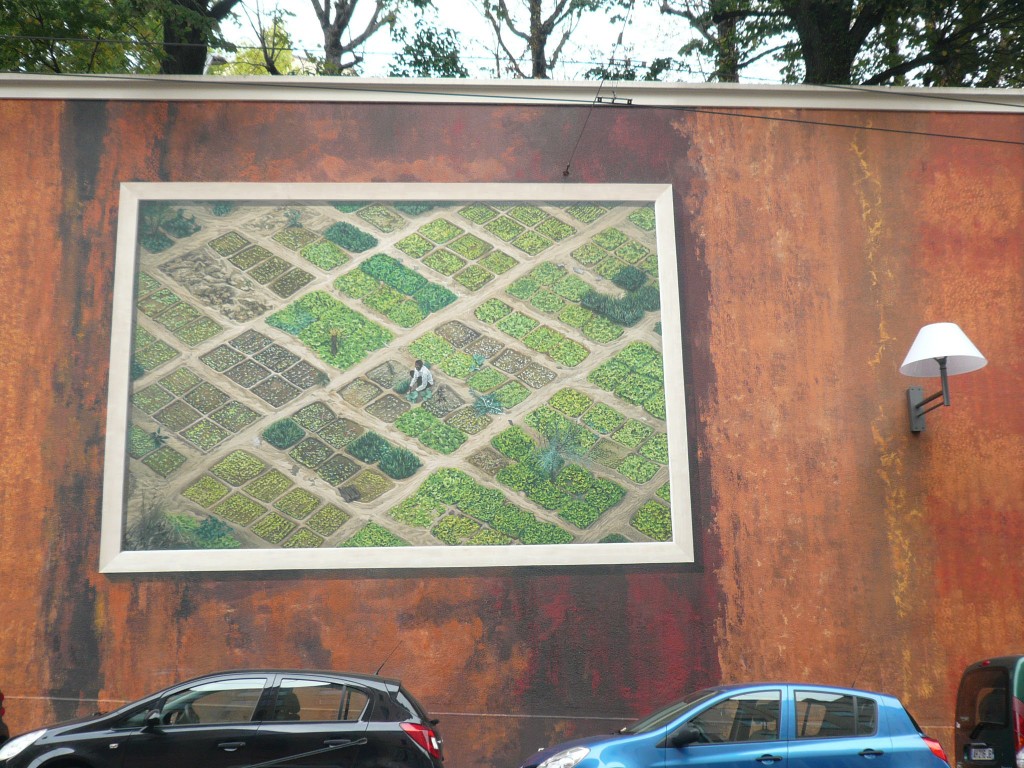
[851,135,914,620]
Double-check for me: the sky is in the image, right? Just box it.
[218,0,782,82]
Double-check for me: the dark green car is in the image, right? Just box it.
[956,656,1024,767]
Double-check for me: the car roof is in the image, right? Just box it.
[173,669,404,688]
[711,682,893,698]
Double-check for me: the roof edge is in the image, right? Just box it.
[2,73,1024,112]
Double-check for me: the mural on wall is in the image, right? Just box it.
[100,183,691,571]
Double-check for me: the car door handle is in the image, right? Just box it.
[859,748,884,757]
[324,739,355,747]
[218,741,246,752]
[756,755,783,764]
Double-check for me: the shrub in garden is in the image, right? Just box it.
[263,418,305,449]
[412,284,458,314]
[551,338,589,367]
[307,504,350,536]
[341,523,409,547]
[618,454,661,484]
[283,529,325,548]
[419,218,463,243]
[417,423,466,454]
[565,203,607,223]
[559,500,601,529]
[506,276,539,300]
[301,240,349,270]
[612,265,647,292]
[252,513,296,544]
[378,445,422,480]
[419,468,475,506]
[475,298,513,324]
[334,268,379,299]
[496,312,539,339]
[549,388,592,417]
[644,392,666,420]
[210,451,266,486]
[583,403,625,434]
[396,233,435,258]
[639,433,669,464]
[347,431,390,463]
[594,227,628,250]
[491,425,535,461]
[521,519,574,545]
[628,206,656,230]
[432,514,481,545]
[632,500,672,541]
[390,494,445,527]
[489,382,526,410]
[323,221,378,252]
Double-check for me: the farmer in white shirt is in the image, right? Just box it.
[408,359,434,401]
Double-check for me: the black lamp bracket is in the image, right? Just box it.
[907,356,949,433]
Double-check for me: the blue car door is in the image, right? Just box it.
[786,689,891,768]
[664,689,787,768]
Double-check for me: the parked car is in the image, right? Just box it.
[519,683,948,768]
[0,688,9,745]
[955,655,1024,768]
[0,669,442,768]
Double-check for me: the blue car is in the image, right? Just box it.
[520,683,948,768]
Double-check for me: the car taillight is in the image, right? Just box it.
[401,722,443,761]
[922,735,948,763]
[1014,696,1024,756]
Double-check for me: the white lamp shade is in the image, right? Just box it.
[899,322,987,377]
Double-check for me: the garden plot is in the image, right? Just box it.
[121,198,672,553]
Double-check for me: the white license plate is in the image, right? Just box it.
[969,746,995,761]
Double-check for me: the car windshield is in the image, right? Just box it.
[621,689,721,734]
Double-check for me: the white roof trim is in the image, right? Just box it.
[2,73,1024,112]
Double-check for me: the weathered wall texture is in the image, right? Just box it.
[0,88,1021,766]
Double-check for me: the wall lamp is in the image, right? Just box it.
[899,322,986,433]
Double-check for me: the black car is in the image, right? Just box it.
[0,688,9,745]
[0,669,442,767]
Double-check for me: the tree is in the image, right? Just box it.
[209,3,301,74]
[308,0,428,74]
[0,0,163,73]
[389,14,469,77]
[480,0,629,78]
[658,0,1024,85]
[157,0,243,74]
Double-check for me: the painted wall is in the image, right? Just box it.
[0,82,1021,766]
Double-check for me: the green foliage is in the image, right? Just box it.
[301,240,349,270]
[432,514,481,545]
[549,388,592,417]
[612,265,648,291]
[210,451,265,486]
[323,222,378,252]
[340,523,409,548]
[262,418,305,449]
[632,501,672,541]
[390,494,446,527]
[378,445,422,480]
[347,431,390,463]
[475,298,514,324]
[583,403,626,434]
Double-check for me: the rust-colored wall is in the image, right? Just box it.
[0,91,1021,766]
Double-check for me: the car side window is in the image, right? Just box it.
[271,679,370,722]
[795,691,877,738]
[160,678,267,726]
[689,691,781,743]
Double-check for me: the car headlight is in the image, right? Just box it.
[538,746,590,768]
[0,728,46,761]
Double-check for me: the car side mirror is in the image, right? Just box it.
[667,724,703,748]
[144,709,162,729]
